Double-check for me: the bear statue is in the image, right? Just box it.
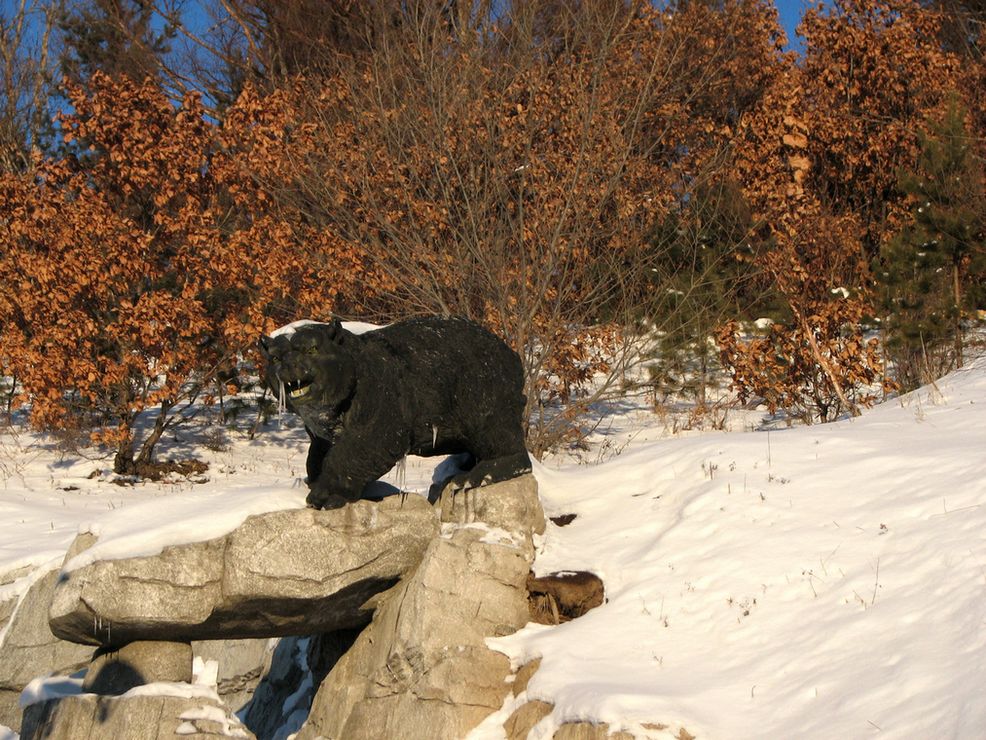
[259,316,532,509]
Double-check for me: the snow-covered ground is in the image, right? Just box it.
[2,359,984,739]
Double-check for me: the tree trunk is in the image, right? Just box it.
[795,309,859,419]
[113,433,136,475]
[2,374,16,416]
[134,401,173,473]
[698,351,707,407]
[953,261,963,368]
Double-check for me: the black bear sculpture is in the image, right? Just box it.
[259,316,532,509]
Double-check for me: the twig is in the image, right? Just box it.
[870,558,881,606]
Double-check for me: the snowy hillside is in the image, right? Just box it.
[2,359,985,739]
[481,359,986,739]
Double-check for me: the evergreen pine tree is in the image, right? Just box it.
[59,0,175,86]
[646,179,764,407]
[876,97,986,388]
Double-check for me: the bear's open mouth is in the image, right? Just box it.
[285,378,313,399]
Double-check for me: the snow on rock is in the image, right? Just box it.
[18,675,84,709]
[19,675,223,710]
[58,483,309,573]
[268,319,381,338]
[341,320,384,335]
[191,656,219,688]
[484,359,986,739]
[178,704,248,737]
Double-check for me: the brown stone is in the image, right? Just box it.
[554,722,633,740]
[528,570,605,624]
[504,700,553,739]
[513,658,542,697]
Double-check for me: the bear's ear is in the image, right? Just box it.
[258,335,272,358]
[318,318,347,345]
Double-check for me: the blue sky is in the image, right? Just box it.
[0,0,820,58]
[776,0,815,54]
[170,0,820,56]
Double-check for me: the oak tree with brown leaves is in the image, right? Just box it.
[0,72,378,473]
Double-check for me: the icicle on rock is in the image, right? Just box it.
[395,455,408,493]
[278,378,287,416]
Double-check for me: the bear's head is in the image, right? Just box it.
[259,320,357,416]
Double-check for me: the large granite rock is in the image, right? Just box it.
[0,565,92,733]
[49,496,439,646]
[298,474,543,740]
[17,473,545,739]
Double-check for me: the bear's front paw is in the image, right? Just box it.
[306,489,353,510]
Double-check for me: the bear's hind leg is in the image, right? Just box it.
[441,451,531,495]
